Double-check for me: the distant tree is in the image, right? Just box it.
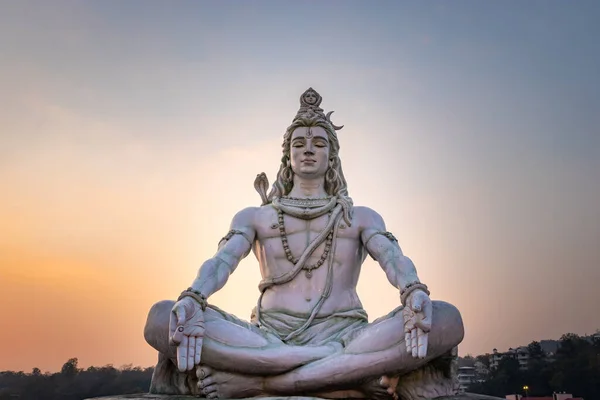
[458,354,475,367]
[475,353,491,368]
[527,341,544,359]
[60,358,79,377]
[545,333,599,399]
[522,341,551,396]
[469,355,525,397]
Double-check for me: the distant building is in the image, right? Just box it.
[490,341,560,371]
[474,360,489,377]
[490,347,530,370]
[457,366,476,392]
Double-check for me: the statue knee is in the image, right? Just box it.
[144,300,175,350]
[432,301,464,349]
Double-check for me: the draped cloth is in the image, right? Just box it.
[257,308,369,346]
[208,303,405,347]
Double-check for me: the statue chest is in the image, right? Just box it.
[254,208,359,259]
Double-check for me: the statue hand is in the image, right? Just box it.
[402,290,432,359]
[169,296,206,372]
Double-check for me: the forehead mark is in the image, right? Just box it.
[291,127,329,142]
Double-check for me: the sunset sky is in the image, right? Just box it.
[1,1,599,373]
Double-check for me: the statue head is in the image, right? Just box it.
[301,88,321,107]
[268,88,350,201]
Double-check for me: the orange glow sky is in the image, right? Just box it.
[1,2,599,372]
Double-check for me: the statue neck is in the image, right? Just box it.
[288,176,328,198]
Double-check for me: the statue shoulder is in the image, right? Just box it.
[231,205,276,227]
[231,206,260,229]
[353,206,386,231]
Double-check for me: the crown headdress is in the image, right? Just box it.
[293,87,344,131]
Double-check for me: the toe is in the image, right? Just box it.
[199,376,215,388]
[202,382,218,394]
[196,365,213,380]
[207,391,219,399]
[380,376,390,387]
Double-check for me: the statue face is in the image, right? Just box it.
[290,126,330,179]
[304,92,318,105]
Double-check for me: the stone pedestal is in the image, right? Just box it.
[86,393,504,400]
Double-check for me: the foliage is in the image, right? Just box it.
[0,358,153,400]
[467,333,600,399]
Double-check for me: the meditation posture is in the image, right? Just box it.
[144,88,464,399]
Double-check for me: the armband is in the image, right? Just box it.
[364,231,398,247]
[218,229,253,247]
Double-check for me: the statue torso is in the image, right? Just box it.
[252,205,367,316]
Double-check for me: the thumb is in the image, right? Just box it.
[170,304,187,345]
[415,300,432,332]
[175,304,187,326]
[411,294,423,313]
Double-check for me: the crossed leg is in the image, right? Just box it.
[144,300,340,375]
[144,300,464,397]
[262,301,464,395]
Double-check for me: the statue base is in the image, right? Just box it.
[86,393,503,400]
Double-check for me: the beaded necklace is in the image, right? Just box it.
[277,209,333,278]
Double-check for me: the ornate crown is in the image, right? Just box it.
[292,87,343,131]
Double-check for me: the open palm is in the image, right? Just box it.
[169,297,206,372]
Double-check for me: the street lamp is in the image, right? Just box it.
[523,385,529,398]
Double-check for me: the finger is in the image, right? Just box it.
[177,335,189,372]
[418,299,433,333]
[402,308,412,352]
[187,336,196,370]
[402,307,410,329]
[418,328,428,359]
[415,315,432,333]
[169,311,176,338]
[170,306,187,345]
[411,328,418,358]
[195,336,203,366]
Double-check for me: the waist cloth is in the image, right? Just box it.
[208,304,371,346]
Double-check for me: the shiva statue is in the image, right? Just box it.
[144,88,465,400]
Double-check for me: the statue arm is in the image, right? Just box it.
[357,206,420,291]
[359,207,432,359]
[189,207,257,298]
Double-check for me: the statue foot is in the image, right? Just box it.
[197,365,264,399]
[378,375,400,400]
[344,376,396,400]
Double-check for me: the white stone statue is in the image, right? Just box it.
[144,88,465,400]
